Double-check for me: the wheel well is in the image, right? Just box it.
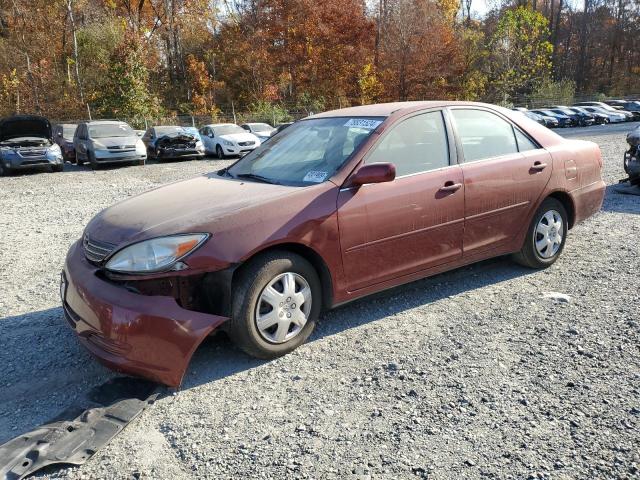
[232,243,334,310]
[548,191,576,229]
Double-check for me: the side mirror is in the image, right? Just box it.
[348,163,396,187]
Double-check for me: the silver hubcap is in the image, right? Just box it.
[535,209,563,259]
[254,272,312,344]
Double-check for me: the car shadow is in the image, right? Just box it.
[182,256,533,389]
[601,183,640,215]
[0,255,532,445]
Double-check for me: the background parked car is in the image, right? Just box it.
[240,122,276,142]
[624,126,640,184]
[199,123,260,158]
[53,123,77,162]
[530,109,575,127]
[548,107,595,126]
[578,106,627,123]
[603,100,640,120]
[141,126,205,161]
[74,120,146,169]
[512,108,545,126]
[0,115,63,175]
[573,101,634,121]
[567,106,609,125]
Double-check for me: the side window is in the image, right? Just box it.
[514,128,538,152]
[451,109,518,162]
[367,111,449,177]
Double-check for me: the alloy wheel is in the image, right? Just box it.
[535,210,563,259]
[254,272,312,344]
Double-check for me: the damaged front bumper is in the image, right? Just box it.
[61,240,228,387]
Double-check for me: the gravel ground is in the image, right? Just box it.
[0,126,639,479]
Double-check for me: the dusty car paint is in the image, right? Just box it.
[62,101,606,387]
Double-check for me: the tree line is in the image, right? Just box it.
[0,0,638,123]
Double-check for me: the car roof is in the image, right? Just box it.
[307,101,507,119]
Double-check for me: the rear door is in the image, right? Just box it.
[337,110,465,291]
[449,107,552,256]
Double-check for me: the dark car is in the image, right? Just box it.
[549,107,595,127]
[624,126,640,184]
[604,100,640,121]
[568,106,609,125]
[0,115,64,175]
[62,101,605,386]
[141,126,205,161]
[53,123,77,162]
[531,109,576,127]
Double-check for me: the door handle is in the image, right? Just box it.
[531,161,548,171]
[439,182,462,193]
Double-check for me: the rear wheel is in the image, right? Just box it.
[228,251,321,359]
[513,198,568,269]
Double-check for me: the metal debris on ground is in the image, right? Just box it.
[0,377,161,480]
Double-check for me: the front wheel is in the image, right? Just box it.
[216,144,225,159]
[513,198,568,269]
[228,251,322,359]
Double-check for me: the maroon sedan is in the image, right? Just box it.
[61,102,605,386]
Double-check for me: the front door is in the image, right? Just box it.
[449,108,553,255]
[337,110,465,292]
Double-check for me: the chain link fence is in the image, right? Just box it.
[51,92,640,130]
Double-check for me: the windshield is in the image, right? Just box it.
[227,117,383,186]
[249,123,273,132]
[63,125,77,137]
[213,125,245,136]
[89,124,135,138]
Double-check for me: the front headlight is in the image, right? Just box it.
[105,233,209,273]
[222,139,234,146]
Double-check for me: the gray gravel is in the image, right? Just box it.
[0,127,639,479]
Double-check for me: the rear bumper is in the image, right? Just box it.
[62,240,228,387]
[572,180,606,225]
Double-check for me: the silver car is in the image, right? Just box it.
[74,121,147,169]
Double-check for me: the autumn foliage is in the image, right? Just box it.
[0,0,637,121]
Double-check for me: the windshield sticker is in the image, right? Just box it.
[343,119,382,130]
[303,171,328,183]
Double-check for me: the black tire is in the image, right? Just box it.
[88,151,98,170]
[216,144,225,159]
[513,198,568,269]
[0,164,6,176]
[228,251,322,359]
[51,164,64,173]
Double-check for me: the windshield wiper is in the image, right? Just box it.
[234,173,279,185]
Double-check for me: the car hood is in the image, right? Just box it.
[85,174,302,246]
[156,132,198,147]
[219,132,259,143]
[0,115,51,142]
[92,136,140,147]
